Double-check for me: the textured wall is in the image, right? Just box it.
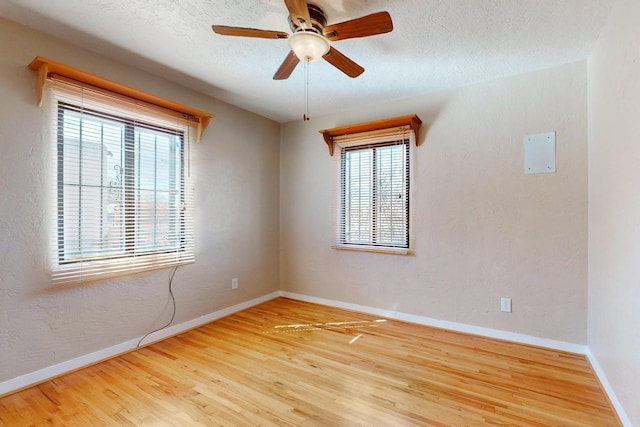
[0,17,280,382]
[588,0,640,423]
[280,62,588,344]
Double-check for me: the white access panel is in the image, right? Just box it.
[524,132,556,174]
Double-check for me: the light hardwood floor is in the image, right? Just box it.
[0,297,620,426]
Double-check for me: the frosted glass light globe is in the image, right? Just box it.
[288,31,330,63]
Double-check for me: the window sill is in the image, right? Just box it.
[332,245,413,256]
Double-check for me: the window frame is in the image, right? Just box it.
[55,102,188,265]
[339,139,410,249]
[332,125,416,255]
[44,77,197,287]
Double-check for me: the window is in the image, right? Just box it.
[340,140,410,248]
[331,123,415,254]
[46,79,196,286]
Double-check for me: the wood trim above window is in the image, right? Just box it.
[28,56,214,142]
[319,114,422,156]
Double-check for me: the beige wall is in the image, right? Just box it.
[0,17,280,381]
[281,61,589,344]
[588,0,640,423]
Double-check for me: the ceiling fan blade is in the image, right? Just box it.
[284,0,312,29]
[273,51,300,80]
[323,11,393,41]
[212,25,288,39]
[322,47,364,78]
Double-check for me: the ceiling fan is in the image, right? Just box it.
[211,0,393,80]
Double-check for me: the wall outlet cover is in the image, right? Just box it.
[501,297,512,313]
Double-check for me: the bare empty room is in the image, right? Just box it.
[0,0,638,425]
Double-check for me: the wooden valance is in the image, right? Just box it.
[28,56,214,142]
[319,114,422,156]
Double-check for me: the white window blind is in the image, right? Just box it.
[46,78,195,286]
[334,126,413,253]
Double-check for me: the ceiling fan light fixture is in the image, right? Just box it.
[288,31,330,62]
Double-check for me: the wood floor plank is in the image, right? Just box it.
[0,297,621,426]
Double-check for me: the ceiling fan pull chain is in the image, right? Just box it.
[304,58,310,121]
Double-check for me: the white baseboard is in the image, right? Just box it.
[585,349,632,427]
[278,291,587,354]
[0,291,280,397]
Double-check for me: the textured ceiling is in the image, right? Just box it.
[1,0,614,123]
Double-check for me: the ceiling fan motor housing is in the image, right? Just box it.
[288,3,327,34]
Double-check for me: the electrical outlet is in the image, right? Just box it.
[501,297,512,313]
[232,278,238,290]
